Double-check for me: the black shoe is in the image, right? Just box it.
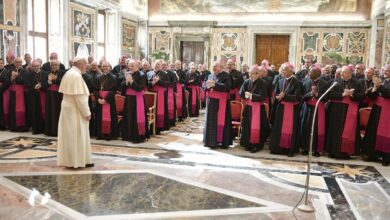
[85,163,94,168]
[287,153,294,157]
[313,152,320,157]
[382,161,389,166]
[301,150,308,156]
[328,154,334,158]
[250,148,261,153]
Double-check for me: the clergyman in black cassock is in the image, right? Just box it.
[25,61,47,134]
[148,60,170,133]
[270,63,303,157]
[203,61,233,149]
[362,66,390,166]
[227,59,244,101]
[163,62,177,127]
[93,62,118,140]
[42,60,64,136]
[8,58,29,132]
[300,67,329,157]
[325,66,364,158]
[82,66,97,137]
[359,68,378,108]
[186,65,201,117]
[239,65,270,153]
[0,59,11,129]
[174,60,188,121]
[121,60,149,143]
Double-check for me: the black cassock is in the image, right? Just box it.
[203,71,233,148]
[359,78,378,108]
[121,71,149,143]
[239,78,270,151]
[300,78,329,153]
[295,69,308,81]
[270,74,284,125]
[83,72,97,136]
[41,70,64,136]
[112,64,127,90]
[325,78,364,158]
[8,68,29,132]
[25,70,48,134]
[200,70,211,108]
[229,69,244,101]
[176,69,188,120]
[41,62,66,72]
[0,68,11,129]
[93,73,118,140]
[148,70,170,132]
[186,71,200,117]
[167,70,177,127]
[362,80,390,164]
[270,77,303,156]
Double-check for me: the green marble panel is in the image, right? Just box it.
[6,173,263,216]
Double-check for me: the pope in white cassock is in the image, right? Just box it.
[57,57,93,168]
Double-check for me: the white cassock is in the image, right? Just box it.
[57,66,92,168]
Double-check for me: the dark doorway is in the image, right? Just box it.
[180,41,205,65]
[256,35,289,70]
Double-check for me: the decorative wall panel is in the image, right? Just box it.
[121,18,137,58]
[0,0,22,60]
[211,28,247,68]
[298,28,369,66]
[69,2,96,59]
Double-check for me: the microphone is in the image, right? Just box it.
[298,80,337,213]
[317,81,338,101]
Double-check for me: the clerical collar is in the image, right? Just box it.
[285,75,293,80]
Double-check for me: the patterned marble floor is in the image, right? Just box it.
[0,110,389,220]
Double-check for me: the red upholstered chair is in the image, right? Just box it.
[144,91,157,136]
[115,95,125,122]
[359,107,371,138]
[230,101,244,139]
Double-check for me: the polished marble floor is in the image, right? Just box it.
[0,110,389,219]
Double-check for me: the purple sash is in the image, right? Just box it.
[99,91,111,134]
[246,100,261,144]
[208,90,229,143]
[126,89,146,135]
[9,84,26,126]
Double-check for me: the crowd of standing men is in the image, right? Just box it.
[0,51,389,166]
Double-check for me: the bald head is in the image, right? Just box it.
[365,67,375,80]
[14,57,23,69]
[227,59,235,72]
[212,61,223,75]
[309,67,321,80]
[341,66,353,80]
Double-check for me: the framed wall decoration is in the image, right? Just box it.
[69,2,96,59]
[121,18,137,58]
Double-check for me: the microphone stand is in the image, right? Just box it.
[298,81,338,212]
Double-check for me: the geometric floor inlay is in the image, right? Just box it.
[5,172,265,216]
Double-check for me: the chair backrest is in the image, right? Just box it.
[359,107,371,130]
[144,91,157,110]
[230,101,243,121]
[115,95,125,114]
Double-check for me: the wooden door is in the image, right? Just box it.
[180,41,204,65]
[256,35,289,70]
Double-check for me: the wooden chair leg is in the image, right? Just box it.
[153,122,156,135]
